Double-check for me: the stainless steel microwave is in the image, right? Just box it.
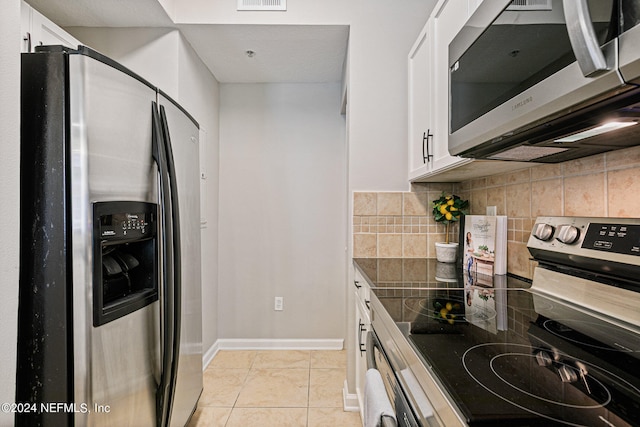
[448,0,640,162]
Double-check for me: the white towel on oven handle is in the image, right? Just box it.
[364,368,397,427]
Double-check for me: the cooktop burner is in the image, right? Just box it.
[377,286,640,426]
[462,343,625,426]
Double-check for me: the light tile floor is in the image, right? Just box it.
[187,350,362,427]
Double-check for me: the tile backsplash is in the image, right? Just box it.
[353,184,457,260]
[353,145,640,280]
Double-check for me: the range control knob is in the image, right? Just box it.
[556,225,580,244]
[532,223,554,241]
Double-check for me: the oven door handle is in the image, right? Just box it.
[563,0,609,77]
[366,330,378,370]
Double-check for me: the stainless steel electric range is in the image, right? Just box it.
[356,216,640,427]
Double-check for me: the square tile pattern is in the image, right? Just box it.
[354,144,640,280]
[187,350,361,427]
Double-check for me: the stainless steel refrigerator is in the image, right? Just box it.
[17,45,203,427]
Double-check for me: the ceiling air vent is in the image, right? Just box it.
[506,0,552,11]
[237,0,286,11]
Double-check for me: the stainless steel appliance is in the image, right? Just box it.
[357,216,640,426]
[17,45,203,426]
[448,0,640,162]
[367,329,429,427]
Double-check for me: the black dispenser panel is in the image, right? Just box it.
[93,201,159,326]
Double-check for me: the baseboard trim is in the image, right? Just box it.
[215,338,344,351]
[202,340,220,370]
[342,380,360,413]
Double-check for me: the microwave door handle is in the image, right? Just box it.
[563,0,609,77]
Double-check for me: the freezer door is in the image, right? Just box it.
[158,94,204,426]
[68,51,160,427]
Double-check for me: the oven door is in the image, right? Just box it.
[448,0,627,161]
[367,330,422,427]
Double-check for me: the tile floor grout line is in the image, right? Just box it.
[226,353,255,427]
[191,350,360,426]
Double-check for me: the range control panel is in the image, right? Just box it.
[582,223,640,255]
[528,217,640,266]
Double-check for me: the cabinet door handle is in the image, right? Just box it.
[422,130,433,163]
[23,32,32,53]
[354,280,361,289]
[365,300,370,310]
[358,320,367,355]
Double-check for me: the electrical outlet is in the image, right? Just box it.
[274,297,284,311]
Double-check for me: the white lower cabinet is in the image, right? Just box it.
[353,269,371,422]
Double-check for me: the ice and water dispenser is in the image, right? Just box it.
[93,201,159,326]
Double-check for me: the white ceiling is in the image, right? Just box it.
[179,24,349,83]
[26,0,349,83]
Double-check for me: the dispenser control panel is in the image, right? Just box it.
[97,202,156,242]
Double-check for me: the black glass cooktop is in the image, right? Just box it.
[356,259,640,426]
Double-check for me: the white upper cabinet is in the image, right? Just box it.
[408,19,434,180]
[21,1,81,53]
[20,2,31,53]
[429,0,474,176]
[408,0,480,182]
[408,0,531,182]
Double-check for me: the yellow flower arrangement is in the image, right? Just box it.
[432,193,469,244]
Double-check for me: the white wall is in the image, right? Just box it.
[0,0,21,422]
[347,1,435,191]
[218,83,347,341]
[172,0,434,189]
[67,26,221,358]
[68,27,180,96]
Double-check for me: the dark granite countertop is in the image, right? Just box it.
[353,258,531,291]
[352,258,640,426]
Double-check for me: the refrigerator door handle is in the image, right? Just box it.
[152,102,175,427]
[159,103,183,426]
